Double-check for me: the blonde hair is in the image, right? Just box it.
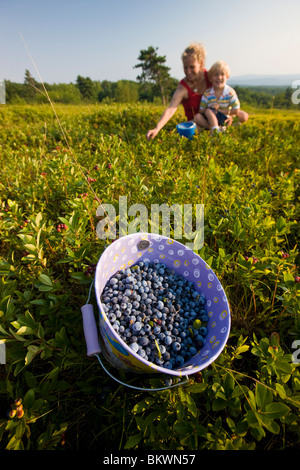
[181,42,206,66]
[208,60,230,79]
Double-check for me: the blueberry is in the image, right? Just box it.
[164,336,173,346]
[164,361,173,369]
[175,355,185,366]
[132,321,142,332]
[162,351,171,361]
[199,327,208,336]
[155,357,164,365]
[139,336,149,346]
[200,315,208,322]
[130,342,139,353]
[172,342,181,352]
[108,313,116,323]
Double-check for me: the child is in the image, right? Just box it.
[197,61,240,133]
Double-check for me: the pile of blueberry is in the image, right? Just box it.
[101,261,208,370]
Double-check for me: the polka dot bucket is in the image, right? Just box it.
[92,233,231,378]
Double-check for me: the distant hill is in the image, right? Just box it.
[228,74,299,87]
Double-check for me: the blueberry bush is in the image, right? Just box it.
[0,103,299,450]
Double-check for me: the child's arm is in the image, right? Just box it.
[228,89,240,115]
[199,97,207,114]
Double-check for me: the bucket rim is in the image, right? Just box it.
[95,233,231,376]
[176,121,196,131]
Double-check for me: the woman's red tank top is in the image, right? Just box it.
[180,70,211,121]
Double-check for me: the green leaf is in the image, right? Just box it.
[276,216,286,232]
[24,388,35,408]
[255,382,273,410]
[275,383,287,399]
[124,434,142,449]
[256,412,280,434]
[264,402,290,419]
[38,274,53,286]
[212,397,227,411]
[188,383,208,393]
[173,420,193,434]
[186,393,198,418]
[224,373,235,397]
[6,435,24,450]
[25,345,42,365]
[132,397,155,414]
[15,326,35,336]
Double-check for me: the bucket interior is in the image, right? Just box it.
[95,233,230,376]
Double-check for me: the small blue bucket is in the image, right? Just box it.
[176,121,196,140]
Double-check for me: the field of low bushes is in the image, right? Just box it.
[0,103,299,450]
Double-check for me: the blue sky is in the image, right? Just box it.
[1,0,299,84]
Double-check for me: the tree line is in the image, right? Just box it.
[2,46,299,109]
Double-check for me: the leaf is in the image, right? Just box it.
[58,216,74,231]
[255,382,273,410]
[173,420,193,434]
[256,412,280,434]
[275,383,286,399]
[124,434,142,449]
[24,388,35,408]
[15,326,35,336]
[212,397,227,411]
[25,345,42,366]
[38,274,53,286]
[224,373,235,397]
[186,393,198,418]
[132,397,155,414]
[24,244,38,252]
[188,383,208,393]
[276,216,286,233]
[235,344,250,355]
[264,402,290,419]
[35,212,43,227]
[6,435,24,450]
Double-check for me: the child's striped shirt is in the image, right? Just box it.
[200,84,240,115]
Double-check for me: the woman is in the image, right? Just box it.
[146,42,248,140]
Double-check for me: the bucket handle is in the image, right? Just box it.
[94,353,189,392]
[81,302,189,391]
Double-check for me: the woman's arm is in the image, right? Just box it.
[146,85,187,140]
